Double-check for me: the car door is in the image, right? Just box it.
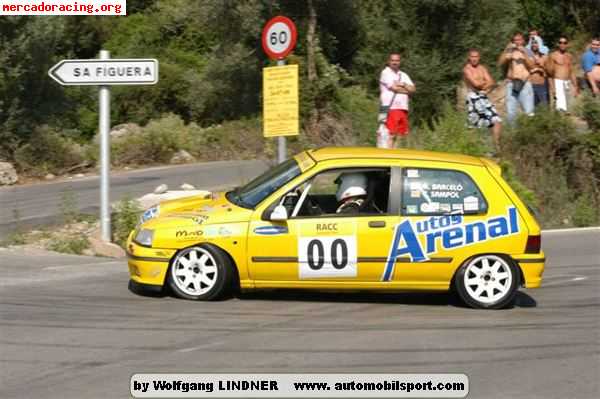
[383,165,493,287]
[247,166,400,285]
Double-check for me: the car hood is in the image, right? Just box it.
[141,191,253,230]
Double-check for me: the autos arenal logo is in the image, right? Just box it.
[381,207,519,281]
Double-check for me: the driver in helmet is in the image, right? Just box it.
[335,173,368,214]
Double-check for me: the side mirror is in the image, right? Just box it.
[270,205,288,221]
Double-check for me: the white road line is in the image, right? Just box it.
[43,262,121,270]
[177,341,224,353]
[541,276,588,287]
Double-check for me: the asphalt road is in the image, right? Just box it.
[1,229,598,399]
[0,160,269,240]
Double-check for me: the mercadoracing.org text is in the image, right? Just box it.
[0,0,126,16]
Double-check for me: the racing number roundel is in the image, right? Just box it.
[299,236,357,278]
[261,16,297,60]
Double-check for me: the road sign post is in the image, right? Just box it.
[99,50,111,242]
[261,16,298,164]
[49,52,158,242]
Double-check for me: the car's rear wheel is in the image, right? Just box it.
[167,244,232,300]
[454,254,519,309]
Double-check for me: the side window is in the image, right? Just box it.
[279,168,391,218]
[401,168,487,215]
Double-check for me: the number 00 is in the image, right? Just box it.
[306,239,348,270]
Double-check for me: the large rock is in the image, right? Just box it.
[110,123,141,139]
[0,162,18,185]
[93,123,141,144]
[89,227,126,258]
[170,150,196,164]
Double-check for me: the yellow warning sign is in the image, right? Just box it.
[263,65,299,137]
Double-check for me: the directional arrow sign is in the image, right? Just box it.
[48,59,158,86]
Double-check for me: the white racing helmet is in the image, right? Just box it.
[336,173,367,202]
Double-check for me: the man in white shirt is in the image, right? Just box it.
[378,53,416,148]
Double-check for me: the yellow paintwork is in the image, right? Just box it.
[127,147,545,292]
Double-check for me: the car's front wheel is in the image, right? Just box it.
[454,254,519,309]
[167,244,233,300]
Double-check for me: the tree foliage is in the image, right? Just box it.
[1,0,599,160]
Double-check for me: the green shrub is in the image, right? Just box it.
[47,236,89,255]
[112,197,142,247]
[499,160,539,209]
[13,125,85,175]
[337,86,379,145]
[111,114,189,166]
[185,117,265,161]
[578,95,600,131]
[414,102,491,156]
[572,192,599,227]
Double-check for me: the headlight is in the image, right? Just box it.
[134,229,154,247]
[140,205,160,224]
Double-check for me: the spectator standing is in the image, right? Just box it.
[463,49,502,148]
[377,53,416,149]
[547,37,579,112]
[526,29,549,55]
[498,33,535,123]
[581,37,600,96]
[529,40,549,107]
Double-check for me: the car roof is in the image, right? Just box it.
[307,147,485,166]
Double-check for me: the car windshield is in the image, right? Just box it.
[227,158,301,209]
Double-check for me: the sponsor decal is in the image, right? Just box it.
[406,169,419,178]
[175,229,203,240]
[254,225,288,235]
[192,215,209,225]
[141,206,159,223]
[381,207,519,281]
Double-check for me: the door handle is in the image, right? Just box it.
[368,221,386,228]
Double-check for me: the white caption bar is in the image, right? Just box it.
[131,374,469,398]
[0,0,126,15]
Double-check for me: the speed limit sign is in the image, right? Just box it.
[261,16,297,60]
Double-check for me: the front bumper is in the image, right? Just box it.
[126,233,176,287]
[513,252,545,288]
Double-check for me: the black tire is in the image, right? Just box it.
[167,244,233,300]
[454,254,519,309]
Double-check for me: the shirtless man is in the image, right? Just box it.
[581,37,600,96]
[498,32,535,123]
[463,49,502,147]
[547,37,579,112]
[529,40,549,107]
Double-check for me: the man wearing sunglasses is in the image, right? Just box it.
[582,38,600,96]
[547,37,579,112]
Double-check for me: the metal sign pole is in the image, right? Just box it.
[277,59,287,164]
[99,50,111,241]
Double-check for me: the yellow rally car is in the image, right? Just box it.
[127,147,545,309]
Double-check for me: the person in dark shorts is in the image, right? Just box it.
[463,49,502,148]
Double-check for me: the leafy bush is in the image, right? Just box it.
[337,86,379,145]
[413,102,491,156]
[47,236,89,255]
[112,197,142,247]
[501,108,600,227]
[13,125,85,175]
[572,192,598,227]
[577,94,600,131]
[111,114,189,166]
